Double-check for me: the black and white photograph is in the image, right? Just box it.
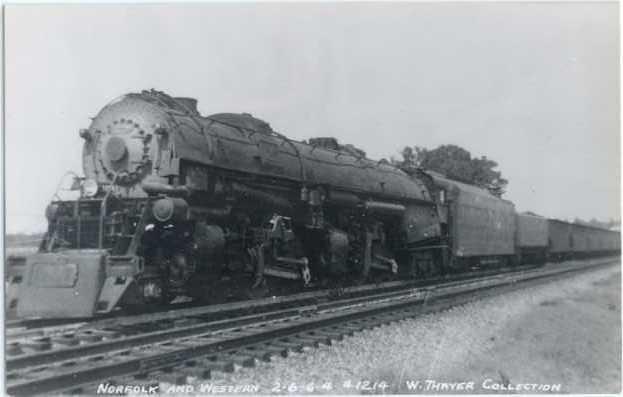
[3,2,621,395]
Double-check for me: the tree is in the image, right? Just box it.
[394,144,508,197]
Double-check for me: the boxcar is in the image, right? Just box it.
[548,219,620,260]
[571,223,590,255]
[597,228,615,253]
[604,229,615,252]
[429,173,516,268]
[516,213,548,263]
[574,224,620,256]
[547,219,574,260]
[593,228,606,253]
[612,230,621,252]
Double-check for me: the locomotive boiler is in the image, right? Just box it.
[9,90,443,318]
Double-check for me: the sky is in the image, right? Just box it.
[4,2,620,233]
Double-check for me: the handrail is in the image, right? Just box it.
[98,173,120,249]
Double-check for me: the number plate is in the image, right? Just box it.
[30,262,78,288]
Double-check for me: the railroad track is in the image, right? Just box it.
[5,257,617,395]
[6,262,539,346]
[6,266,528,366]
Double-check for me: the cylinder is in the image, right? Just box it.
[152,197,188,222]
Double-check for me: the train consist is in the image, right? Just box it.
[6,90,620,319]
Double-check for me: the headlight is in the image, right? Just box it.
[82,179,99,197]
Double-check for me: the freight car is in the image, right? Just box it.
[514,215,621,264]
[547,219,574,261]
[547,219,620,261]
[516,212,548,264]
[6,89,620,319]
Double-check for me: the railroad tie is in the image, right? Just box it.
[251,344,291,360]
[240,347,273,362]
[7,329,44,341]
[226,328,260,338]
[302,333,334,345]
[51,334,80,347]
[153,342,183,353]
[77,332,104,343]
[312,330,345,341]
[197,356,236,373]
[120,348,154,359]
[336,324,364,334]
[64,385,87,395]
[10,365,58,385]
[7,342,24,356]
[151,368,191,385]
[173,338,214,349]
[6,369,35,383]
[174,366,213,383]
[21,337,52,352]
[121,375,161,389]
[269,340,306,353]
[292,335,329,347]
[222,351,258,368]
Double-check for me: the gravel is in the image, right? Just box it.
[161,264,620,394]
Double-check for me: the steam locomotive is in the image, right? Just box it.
[6,90,620,319]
